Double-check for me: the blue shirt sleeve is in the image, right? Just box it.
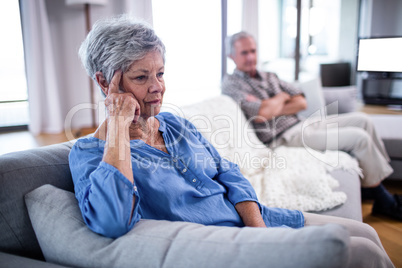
[69,139,141,238]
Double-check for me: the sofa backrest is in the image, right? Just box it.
[0,142,75,260]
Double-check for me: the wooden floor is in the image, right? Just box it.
[0,129,90,155]
[1,130,402,267]
[362,180,402,267]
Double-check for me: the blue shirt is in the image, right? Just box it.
[69,112,304,238]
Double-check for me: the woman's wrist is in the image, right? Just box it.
[106,116,131,143]
[102,117,133,181]
[235,201,267,228]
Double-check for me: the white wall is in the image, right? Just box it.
[370,0,402,36]
[359,0,402,37]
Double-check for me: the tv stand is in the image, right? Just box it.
[387,104,402,111]
[362,74,402,105]
[359,103,402,115]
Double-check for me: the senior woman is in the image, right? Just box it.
[69,15,393,267]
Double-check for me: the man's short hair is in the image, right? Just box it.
[226,31,255,57]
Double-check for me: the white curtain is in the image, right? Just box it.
[18,0,155,135]
[126,0,153,25]
[242,0,259,42]
[20,0,63,135]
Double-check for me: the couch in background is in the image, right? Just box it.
[0,82,364,267]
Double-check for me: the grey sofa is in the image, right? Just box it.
[368,114,402,181]
[0,95,363,268]
[384,138,402,180]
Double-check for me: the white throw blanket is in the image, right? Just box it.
[229,146,359,212]
[164,95,361,212]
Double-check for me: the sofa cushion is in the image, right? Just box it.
[322,86,357,115]
[25,184,350,268]
[0,142,75,260]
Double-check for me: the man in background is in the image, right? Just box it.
[221,31,402,221]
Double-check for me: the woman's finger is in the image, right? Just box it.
[108,70,122,94]
[133,101,141,123]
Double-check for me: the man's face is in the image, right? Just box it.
[230,37,257,76]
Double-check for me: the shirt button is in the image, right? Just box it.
[182,168,187,173]
[192,179,197,183]
[172,158,177,162]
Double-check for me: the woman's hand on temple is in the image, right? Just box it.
[101,70,136,183]
[105,70,141,124]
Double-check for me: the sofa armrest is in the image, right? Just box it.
[322,86,358,115]
[295,77,358,117]
[0,142,75,259]
[295,78,327,118]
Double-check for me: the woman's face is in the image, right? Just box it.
[121,50,165,118]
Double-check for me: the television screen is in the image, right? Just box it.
[357,37,402,72]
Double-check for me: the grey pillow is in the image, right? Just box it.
[25,185,350,268]
[322,86,357,115]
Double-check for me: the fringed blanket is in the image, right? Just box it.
[224,146,360,211]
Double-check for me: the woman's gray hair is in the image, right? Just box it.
[79,15,165,95]
[226,31,254,57]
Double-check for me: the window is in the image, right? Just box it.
[225,0,242,75]
[0,0,29,129]
[152,0,222,108]
[258,0,341,82]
